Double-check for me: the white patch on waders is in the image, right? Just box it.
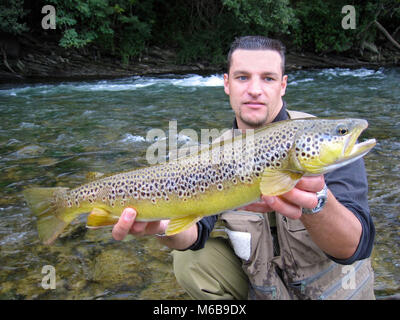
[225,228,251,261]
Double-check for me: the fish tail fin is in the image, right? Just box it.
[23,187,73,245]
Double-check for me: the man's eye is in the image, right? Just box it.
[238,76,247,81]
[265,77,273,82]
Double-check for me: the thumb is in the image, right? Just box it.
[122,207,137,222]
[112,207,137,240]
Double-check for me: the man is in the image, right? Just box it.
[110,36,375,299]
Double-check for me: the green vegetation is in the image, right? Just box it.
[0,0,28,35]
[292,0,399,53]
[47,0,154,64]
[2,0,399,65]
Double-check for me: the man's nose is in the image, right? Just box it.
[247,79,262,97]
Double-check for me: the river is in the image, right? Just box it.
[0,67,399,299]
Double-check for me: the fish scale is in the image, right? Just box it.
[23,118,376,245]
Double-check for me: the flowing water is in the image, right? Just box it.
[0,68,399,299]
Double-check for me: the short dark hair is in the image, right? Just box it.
[227,36,286,76]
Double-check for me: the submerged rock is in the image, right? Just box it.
[12,145,46,158]
[92,248,147,288]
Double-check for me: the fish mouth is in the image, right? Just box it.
[299,119,376,176]
[343,122,376,160]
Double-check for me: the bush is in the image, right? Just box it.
[150,0,297,65]
[0,0,28,35]
[291,0,400,53]
[222,0,296,35]
[291,0,357,53]
[9,0,400,64]
[47,0,153,62]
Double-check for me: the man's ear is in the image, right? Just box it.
[280,75,288,97]
[223,73,230,95]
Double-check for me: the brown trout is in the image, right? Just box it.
[24,118,376,245]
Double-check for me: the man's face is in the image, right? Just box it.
[224,49,288,129]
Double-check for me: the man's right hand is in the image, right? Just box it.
[107,207,198,250]
[111,207,168,240]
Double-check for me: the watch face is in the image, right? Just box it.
[303,184,328,214]
[312,198,326,213]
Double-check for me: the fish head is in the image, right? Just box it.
[290,118,376,175]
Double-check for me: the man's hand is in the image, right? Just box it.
[241,175,325,219]
[108,207,198,250]
[111,207,168,240]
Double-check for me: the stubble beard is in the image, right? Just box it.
[238,106,269,129]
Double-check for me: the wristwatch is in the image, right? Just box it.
[302,184,328,215]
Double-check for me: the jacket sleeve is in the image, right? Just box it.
[181,215,218,251]
[324,158,375,265]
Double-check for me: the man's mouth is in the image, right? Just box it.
[243,101,265,109]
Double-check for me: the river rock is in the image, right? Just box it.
[13,145,46,158]
[91,247,147,288]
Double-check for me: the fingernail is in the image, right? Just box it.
[123,209,134,222]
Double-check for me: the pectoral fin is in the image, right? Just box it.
[166,215,201,236]
[86,207,119,228]
[260,169,303,196]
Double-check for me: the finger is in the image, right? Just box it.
[295,175,325,193]
[265,196,302,220]
[112,207,137,241]
[240,200,274,213]
[130,221,148,236]
[144,220,167,235]
[281,188,318,210]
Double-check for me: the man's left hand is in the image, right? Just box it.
[241,175,325,219]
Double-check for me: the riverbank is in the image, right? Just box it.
[1,34,399,83]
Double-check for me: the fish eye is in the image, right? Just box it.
[336,126,349,136]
